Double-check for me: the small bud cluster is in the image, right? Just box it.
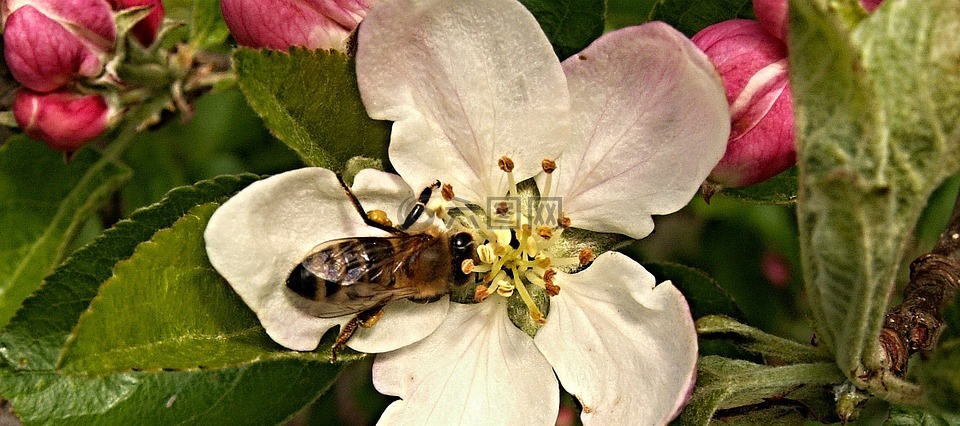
[3,0,165,152]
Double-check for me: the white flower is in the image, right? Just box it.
[204,0,730,424]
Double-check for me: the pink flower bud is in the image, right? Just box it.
[220,0,372,50]
[693,19,795,188]
[2,0,116,92]
[13,89,112,152]
[109,0,165,46]
[753,0,884,43]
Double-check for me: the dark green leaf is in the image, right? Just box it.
[520,0,605,59]
[792,0,960,397]
[0,174,258,371]
[721,167,798,205]
[233,48,391,170]
[121,137,188,216]
[677,356,844,425]
[0,137,130,329]
[0,359,344,424]
[649,0,754,37]
[645,262,746,321]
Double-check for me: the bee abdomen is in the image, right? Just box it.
[287,263,339,299]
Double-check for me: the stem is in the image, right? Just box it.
[880,185,960,376]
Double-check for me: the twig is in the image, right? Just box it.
[880,185,960,375]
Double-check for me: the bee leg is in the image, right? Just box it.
[330,304,387,362]
[399,180,441,230]
[358,305,385,328]
[336,174,407,236]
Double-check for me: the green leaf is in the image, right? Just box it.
[886,406,960,425]
[792,0,960,396]
[0,137,130,329]
[58,204,314,374]
[916,338,960,415]
[696,315,832,365]
[677,356,845,425]
[120,136,188,216]
[233,48,391,170]
[189,0,231,49]
[720,167,799,205]
[645,262,746,321]
[0,359,344,424]
[0,174,258,371]
[519,0,605,59]
[649,0,754,37]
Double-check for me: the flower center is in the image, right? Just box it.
[444,156,591,325]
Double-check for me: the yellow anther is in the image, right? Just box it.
[536,256,551,269]
[477,244,497,264]
[366,210,392,227]
[493,229,512,246]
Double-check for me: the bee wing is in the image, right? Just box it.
[290,236,433,318]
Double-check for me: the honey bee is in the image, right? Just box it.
[285,177,478,360]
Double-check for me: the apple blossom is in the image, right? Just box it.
[220,0,371,51]
[206,0,730,423]
[13,88,112,152]
[2,0,116,92]
[693,19,795,188]
[109,0,165,46]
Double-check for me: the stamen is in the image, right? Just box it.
[475,285,490,302]
[461,259,476,274]
[366,210,392,227]
[578,248,596,266]
[441,183,455,201]
[524,235,539,256]
[536,226,553,240]
[498,156,515,173]
[513,267,546,325]
[558,215,571,229]
[543,269,557,286]
[477,244,497,264]
[540,159,556,200]
[545,282,560,297]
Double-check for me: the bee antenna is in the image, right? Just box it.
[399,180,441,230]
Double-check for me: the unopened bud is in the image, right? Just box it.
[220,0,371,51]
[692,20,795,188]
[3,0,116,92]
[14,89,112,152]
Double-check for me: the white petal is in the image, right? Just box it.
[348,297,450,353]
[534,252,698,425]
[204,168,431,351]
[356,0,571,202]
[373,297,559,425]
[551,23,730,239]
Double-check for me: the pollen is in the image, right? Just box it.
[477,244,497,264]
[366,209,392,227]
[441,183,455,201]
[557,215,571,229]
[541,158,557,174]
[475,285,490,302]
[536,226,553,240]
[579,248,596,266]
[545,281,560,296]
[461,259,476,274]
[498,156,515,173]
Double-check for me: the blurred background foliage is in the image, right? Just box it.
[45,0,958,424]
